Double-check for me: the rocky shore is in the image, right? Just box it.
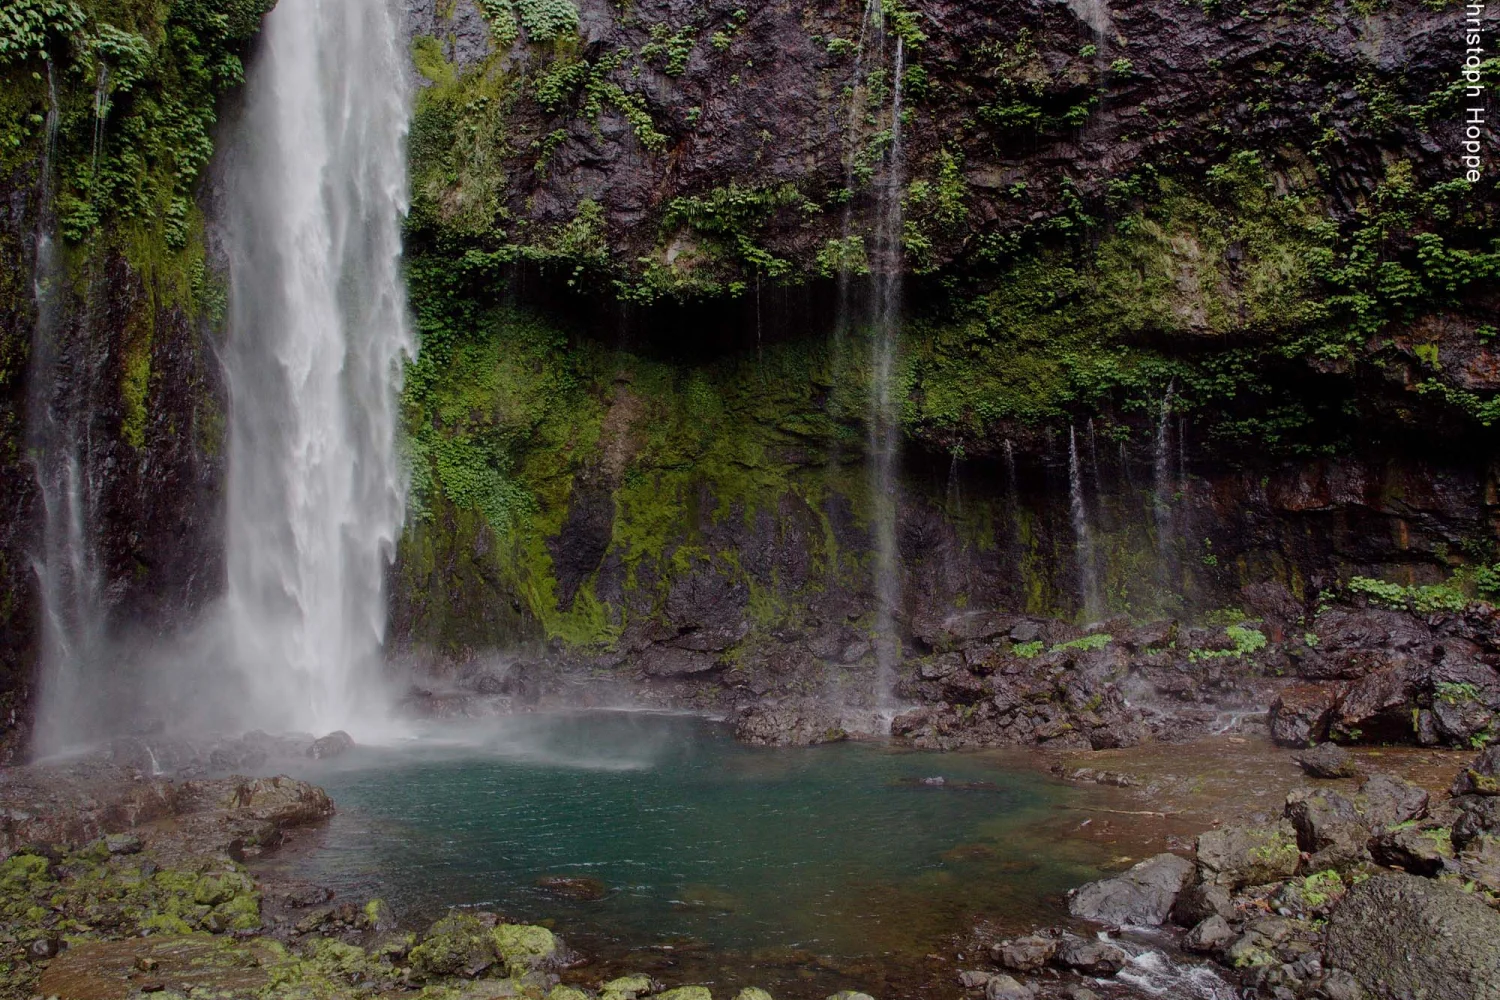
[966,742,1500,1000]
[401,582,1500,758]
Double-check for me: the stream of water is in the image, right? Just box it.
[220,0,414,738]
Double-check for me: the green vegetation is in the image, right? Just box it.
[1049,633,1111,653]
[1346,574,1472,613]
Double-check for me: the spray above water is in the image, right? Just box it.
[1068,426,1102,621]
[221,0,414,738]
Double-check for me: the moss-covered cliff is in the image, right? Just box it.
[393,0,1500,673]
[0,0,272,755]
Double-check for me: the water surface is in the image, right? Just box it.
[271,711,1111,995]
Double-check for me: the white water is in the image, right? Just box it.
[1068,425,1103,620]
[220,0,414,738]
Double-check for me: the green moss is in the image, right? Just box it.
[1049,632,1111,653]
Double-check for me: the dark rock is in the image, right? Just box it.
[1286,788,1371,870]
[1068,853,1195,926]
[638,646,718,678]
[1450,744,1500,797]
[1355,772,1429,829]
[1184,914,1234,953]
[1271,685,1342,747]
[1197,822,1300,888]
[28,936,61,959]
[1295,743,1359,779]
[1368,826,1451,875]
[1452,794,1500,850]
[1171,882,1234,926]
[104,833,142,855]
[994,934,1055,972]
[1323,871,1500,1000]
[1316,968,1366,1000]
[535,875,607,900]
[1052,935,1127,975]
[307,731,355,760]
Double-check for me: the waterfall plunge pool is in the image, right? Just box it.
[262,711,1123,998]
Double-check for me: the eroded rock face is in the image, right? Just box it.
[1323,871,1500,1000]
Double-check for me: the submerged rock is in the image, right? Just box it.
[1068,853,1195,926]
[1323,871,1500,1000]
[536,874,607,900]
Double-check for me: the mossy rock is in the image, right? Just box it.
[602,974,656,1000]
[493,922,558,974]
[657,988,713,1000]
[735,990,775,1000]
[410,912,500,977]
[548,987,591,1000]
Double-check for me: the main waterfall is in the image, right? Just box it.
[221,0,414,736]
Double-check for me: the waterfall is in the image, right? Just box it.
[868,27,905,712]
[1153,381,1177,585]
[31,61,112,755]
[220,0,414,737]
[1068,426,1102,621]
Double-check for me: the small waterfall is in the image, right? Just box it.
[30,61,112,754]
[1068,426,1102,621]
[868,27,906,711]
[220,0,414,737]
[1153,382,1177,585]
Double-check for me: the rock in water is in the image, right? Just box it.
[308,731,355,759]
[1068,853,1195,926]
[994,934,1055,971]
[1052,935,1127,975]
[1323,871,1500,1000]
[1294,742,1358,778]
[536,875,607,900]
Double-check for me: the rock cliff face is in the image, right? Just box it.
[390,0,1500,720]
[1,0,1498,752]
[0,0,273,756]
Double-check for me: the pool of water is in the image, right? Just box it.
[268,711,1113,995]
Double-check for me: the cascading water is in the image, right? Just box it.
[220,0,414,737]
[30,60,112,755]
[1068,425,1102,621]
[868,28,906,713]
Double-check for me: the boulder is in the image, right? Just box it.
[1270,685,1341,747]
[1286,789,1370,870]
[1323,871,1500,1000]
[1451,744,1500,797]
[219,776,334,827]
[1355,773,1429,829]
[983,975,1034,1000]
[600,975,655,1000]
[1068,853,1195,926]
[957,970,991,989]
[1294,743,1358,779]
[409,912,500,978]
[1452,794,1500,850]
[307,731,355,760]
[1052,936,1127,975]
[1196,822,1300,888]
[994,934,1055,972]
[1367,826,1452,876]
[658,990,713,1000]
[1184,915,1234,953]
